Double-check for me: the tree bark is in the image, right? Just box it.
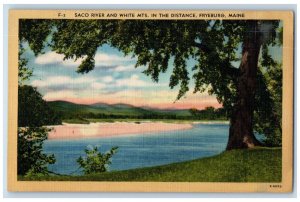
[226,21,263,150]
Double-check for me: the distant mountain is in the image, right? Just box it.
[47,100,192,117]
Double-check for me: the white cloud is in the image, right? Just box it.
[116,75,146,87]
[34,51,134,67]
[44,90,77,100]
[62,58,84,66]
[30,73,165,95]
[35,52,84,66]
[94,53,133,66]
[34,52,63,65]
[114,65,136,72]
[115,74,162,87]
[90,82,105,90]
[102,76,113,83]
[31,75,97,88]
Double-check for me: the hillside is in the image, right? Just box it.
[47,100,192,118]
[49,101,150,115]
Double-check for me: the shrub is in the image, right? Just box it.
[18,127,56,176]
[77,146,118,174]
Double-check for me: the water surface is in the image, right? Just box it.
[44,123,229,175]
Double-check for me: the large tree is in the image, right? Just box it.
[19,19,282,150]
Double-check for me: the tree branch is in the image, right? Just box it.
[222,63,239,78]
[194,42,239,78]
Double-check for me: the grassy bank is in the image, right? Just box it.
[20,147,281,182]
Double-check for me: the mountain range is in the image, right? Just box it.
[47,100,192,117]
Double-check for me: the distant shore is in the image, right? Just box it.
[62,118,229,125]
[48,121,194,140]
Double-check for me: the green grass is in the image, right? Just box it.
[19,147,281,182]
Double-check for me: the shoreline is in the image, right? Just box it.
[59,119,230,125]
[48,121,194,140]
[192,121,229,124]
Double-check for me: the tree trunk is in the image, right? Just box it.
[226,21,263,150]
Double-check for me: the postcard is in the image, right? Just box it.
[7,10,294,192]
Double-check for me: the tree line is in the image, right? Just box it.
[56,107,227,121]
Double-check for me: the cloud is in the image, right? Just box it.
[32,75,108,93]
[94,53,134,66]
[34,52,84,66]
[114,65,136,72]
[30,73,167,100]
[115,75,164,88]
[102,76,113,83]
[41,84,220,110]
[43,90,77,100]
[34,51,134,67]
[90,82,106,90]
[31,75,97,88]
[34,52,62,65]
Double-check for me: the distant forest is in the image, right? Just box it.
[48,100,227,121]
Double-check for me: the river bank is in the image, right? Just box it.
[48,121,194,140]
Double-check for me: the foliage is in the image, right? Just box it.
[254,63,282,146]
[18,85,62,127]
[19,19,54,55]
[189,106,227,120]
[18,77,59,176]
[18,39,61,176]
[20,148,281,182]
[77,146,118,174]
[17,127,55,175]
[18,44,33,84]
[18,84,59,177]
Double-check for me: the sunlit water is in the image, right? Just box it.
[44,123,230,175]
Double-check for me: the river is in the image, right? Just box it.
[44,123,229,175]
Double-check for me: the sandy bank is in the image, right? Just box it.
[48,122,193,140]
